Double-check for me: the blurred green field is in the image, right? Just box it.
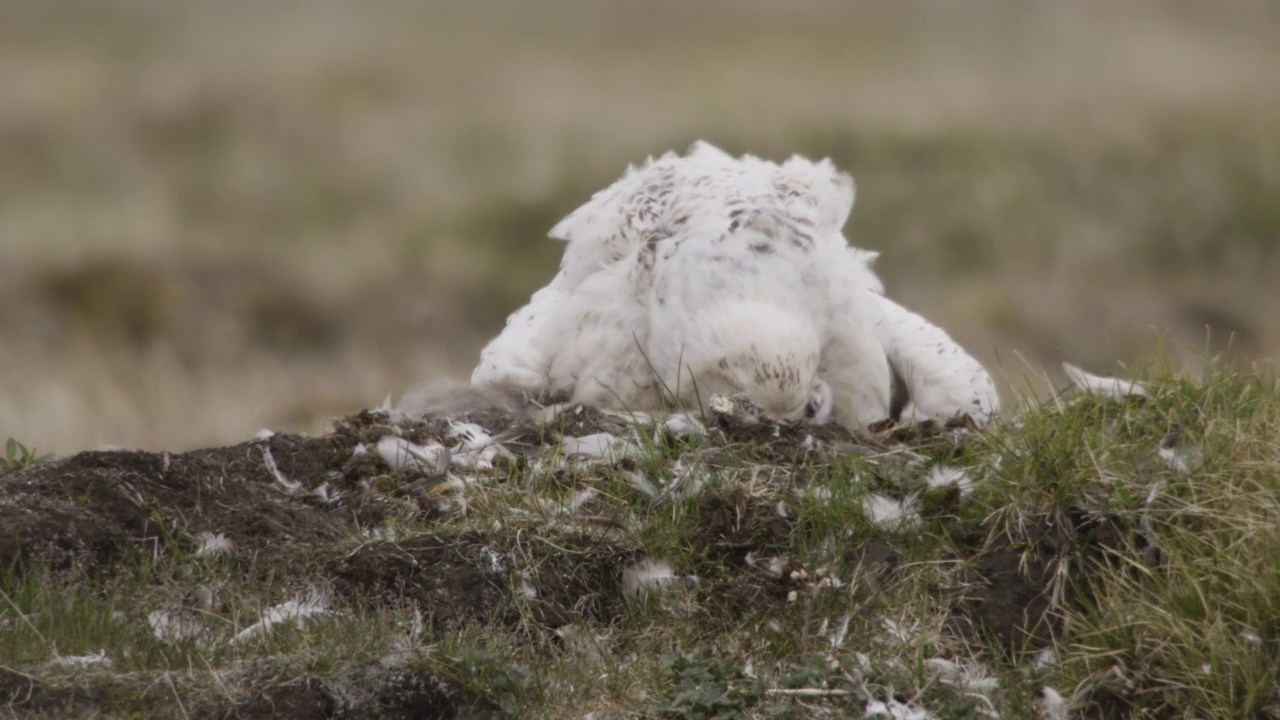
[2,0,1278,453]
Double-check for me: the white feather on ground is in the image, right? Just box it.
[1042,687,1069,720]
[46,650,112,669]
[557,432,639,460]
[864,697,929,720]
[195,532,235,558]
[621,558,681,600]
[925,465,974,495]
[1062,362,1148,400]
[471,141,998,429]
[148,609,208,645]
[376,436,449,475]
[230,587,330,646]
[861,494,921,530]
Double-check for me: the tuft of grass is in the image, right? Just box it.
[1,438,53,471]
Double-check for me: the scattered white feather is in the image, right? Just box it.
[861,494,920,530]
[230,587,330,646]
[1157,429,1200,476]
[312,482,343,506]
[480,546,506,573]
[195,532,235,558]
[745,552,787,579]
[924,657,1000,693]
[561,487,597,514]
[444,422,514,469]
[1158,445,1197,475]
[518,571,538,600]
[47,650,111,669]
[880,618,913,645]
[350,442,368,459]
[663,412,707,439]
[1042,687,1069,720]
[926,465,973,495]
[558,432,638,460]
[555,624,609,664]
[363,524,409,542]
[451,443,511,471]
[1140,477,1167,544]
[148,609,207,644]
[1062,362,1148,400]
[664,457,708,500]
[828,613,852,648]
[1032,649,1058,668]
[622,558,680,600]
[376,436,449,475]
[627,470,660,499]
[446,420,491,447]
[254,429,276,440]
[865,697,930,720]
[808,486,833,501]
[261,445,303,494]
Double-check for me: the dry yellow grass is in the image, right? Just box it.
[2,0,1278,452]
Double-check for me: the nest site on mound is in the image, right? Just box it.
[2,376,1161,718]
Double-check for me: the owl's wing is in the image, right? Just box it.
[870,294,999,425]
[540,257,656,410]
[472,147,713,392]
[470,273,567,392]
[814,248,893,427]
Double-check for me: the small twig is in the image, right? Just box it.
[765,688,853,697]
[0,586,47,645]
[800,587,817,654]
[165,672,192,720]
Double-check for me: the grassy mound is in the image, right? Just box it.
[2,359,1277,718]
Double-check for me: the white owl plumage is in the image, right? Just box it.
[471,142,999,427]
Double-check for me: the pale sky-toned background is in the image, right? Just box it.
[2,0,1278,453]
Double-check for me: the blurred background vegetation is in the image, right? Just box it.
[1,0,1277,453]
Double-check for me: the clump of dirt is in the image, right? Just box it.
[226,680,334,720]
[0,433,349,577]
[332,529,637,630]
[0,665,498,720]
[689,490,794,565]
[541,404,634,438]
[960,544,1060,648]
[0,669,108,719]
[678,489,805,614]
[956,511,1129,650]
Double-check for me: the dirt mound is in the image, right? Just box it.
[333,530,636,630]
[0,433,348,577]
[0,402,1135,717]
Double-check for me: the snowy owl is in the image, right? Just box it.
[471,142,998,428]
